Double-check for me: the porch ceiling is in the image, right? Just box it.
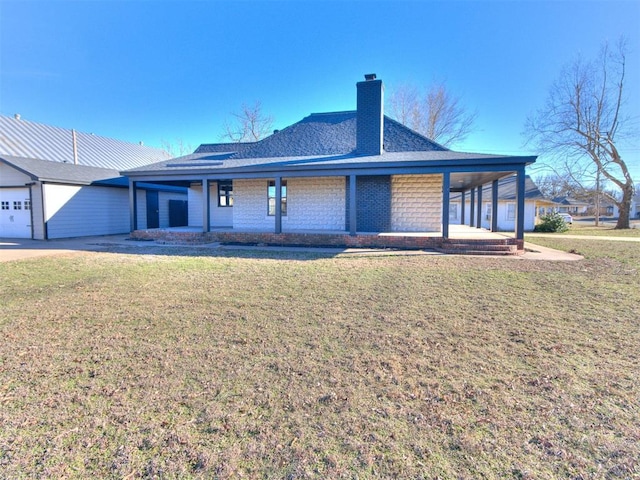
[450,171,514,191]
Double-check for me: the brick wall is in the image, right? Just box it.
[130,229,523,253]
[233,179,275,230]
[391,174,442,232]
[188,182,233,228]
[131,229,443,249]
[287,177,346,230]
[356,79,384,155]
[347,175,392,232]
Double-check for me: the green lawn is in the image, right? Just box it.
[0,242,638,479]
[556,221,640,237]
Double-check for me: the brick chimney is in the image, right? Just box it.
[356,73,384,156]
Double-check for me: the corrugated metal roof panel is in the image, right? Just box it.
[0,115,171,170]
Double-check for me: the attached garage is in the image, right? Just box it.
[0,156,186,240]
[0,113,181,240]
[0,187,32,238]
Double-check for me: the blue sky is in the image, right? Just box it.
[1,0,639,180]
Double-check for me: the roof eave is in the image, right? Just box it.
[124,155,537,179]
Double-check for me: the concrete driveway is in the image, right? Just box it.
[0,235,149,262]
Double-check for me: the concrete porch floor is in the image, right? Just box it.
[154,224,515,241]
[130,224,523,255]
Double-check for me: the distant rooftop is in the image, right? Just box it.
[0,114,171,171]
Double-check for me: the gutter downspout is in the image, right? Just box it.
[41,182,48,240]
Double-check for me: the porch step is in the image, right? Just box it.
[437,239,523,256]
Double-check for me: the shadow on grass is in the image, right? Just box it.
[1,232,448,262]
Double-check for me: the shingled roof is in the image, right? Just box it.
[193,112,446,160]
[0,114,171,170]
[0,155,125,186]
[124,75,535,184]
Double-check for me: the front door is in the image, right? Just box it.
[146,190,159,229]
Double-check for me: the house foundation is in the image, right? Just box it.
[130,228,524,255]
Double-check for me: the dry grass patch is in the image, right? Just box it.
[554,222,640,237]
[0,244,638,478]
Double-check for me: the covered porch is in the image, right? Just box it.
[130,224,524,255]
[127,165,529,254]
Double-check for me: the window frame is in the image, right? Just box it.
[267,179,287,216]
[448,202,458,221]
[217,180,233,207]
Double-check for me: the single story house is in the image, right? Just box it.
[123,74,537,251]
[0,114,185,239]
[449,175,556,231]
[552,196,590,215]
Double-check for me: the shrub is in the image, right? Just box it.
[534,212,569,233]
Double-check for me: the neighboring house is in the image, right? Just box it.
[552,196,590,215]
[449,175,556,232]
[0,114,184,239]
[630,192,640,219]
[597,199,619,218]
[123,75,537,250]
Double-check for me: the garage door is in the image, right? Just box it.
[0,188,31,238]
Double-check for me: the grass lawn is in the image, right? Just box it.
[556,221,640,237]
[1,241,638,479]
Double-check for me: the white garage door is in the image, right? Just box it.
[0,188,32,238]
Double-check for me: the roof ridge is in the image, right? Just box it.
[307,110,356,116]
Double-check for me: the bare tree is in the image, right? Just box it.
[534,173,580,199]
[526,39,635,229]
[220,101,274,143]
[387,82,476,148]
[160,138,195,158]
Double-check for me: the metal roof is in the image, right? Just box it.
[0,114,171,170]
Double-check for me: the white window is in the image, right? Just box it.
[13,201,22,210]
[485,203,492,220]
[24,199,31,210]
[217,181,233,207]
[1,201,9,210]
[507,203,515,221]
[267,180,287,216]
